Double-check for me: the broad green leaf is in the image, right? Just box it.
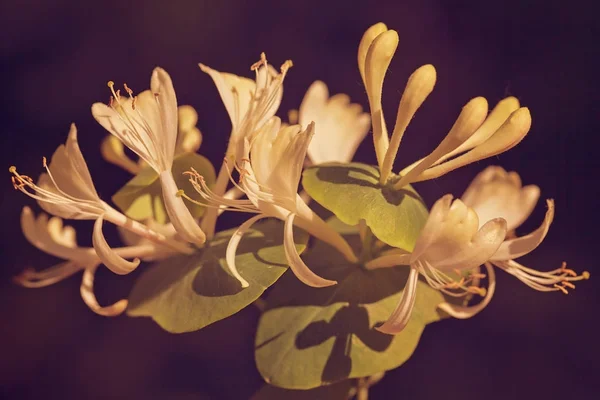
[112,153,216,223]
[254,235,446,390]
[302,162,428,251]
[251,380,351,400]
[127,220,308,333]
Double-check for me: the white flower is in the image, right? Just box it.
[186,117,358,288]
[357,22,531,188]
[365,195,507,334]
[461,166,589,295]
[198,54,292,238]
[14,207,168,316]
[294,80,371,164]
[92,68,206,245]
[10,125,192,275]
[100,105,203,175]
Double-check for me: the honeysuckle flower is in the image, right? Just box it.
[292,80,371,164]
[460,166,589,295]
[365,195,507,334]
[100,105,203,175]
[199,53,292,238]
[92,68,206,246]
[15,207,166,316]
[357,22,530,188]
[185,117,358,288]
[9,124,193,275]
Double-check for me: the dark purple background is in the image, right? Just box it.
[1,0,599,399]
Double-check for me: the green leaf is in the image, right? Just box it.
[251,380,351,400]
[254,235,446,390]
[302,162,428,251]
[112,153,216,223]
[127,220,308,333]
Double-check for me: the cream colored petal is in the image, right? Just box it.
[410,107,531,183]
[93,215,140,275]
[380,64,437,183]
[300,81,371,164]
[101,135,141,174]
[46,124,101,202]
[364,29,398,167]
[199,63,256,131]
[284,213,337,287]
[36,174,104,219]
[80,265,128,317]
[176,127,202,155]
[411,196,507,272]
[461,166,541,231]
[151,67,178,165]
[437,262,496,319]
[225,214,267,288]
[492,199,554,261]
[376,267,419,334]
[394,97,488,188]
[20,207,91,263]
[159,171,206,245]
[14,261,82,288]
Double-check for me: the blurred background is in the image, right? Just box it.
[1,0,598,398]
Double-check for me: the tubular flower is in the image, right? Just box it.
[198,54,293,238]
[461,166,589,294]
[100,104,203,174]
[357,22,530,187]
[365,195,507,334]
[9,125,193,275]
[92,68,206,246]
[185,117,358,288]
[14,207,167,316]
[294,80,371,165]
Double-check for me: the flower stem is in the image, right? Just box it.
[103,206,194,254]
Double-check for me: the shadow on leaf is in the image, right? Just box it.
[295,304,393,383]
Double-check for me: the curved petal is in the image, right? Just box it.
[151,67,178,164]
[225,214,268,288]
[92,215,140,275]
[14,261,82,288]
[159,171,206,246]
[376,267,420,334]
[100,135,141,174]
[199,63,256,132]
[492,199,554,261]
[284,213,337,287]
[437,262,496,319]
[80,265,128,317]
[461,166,541,231]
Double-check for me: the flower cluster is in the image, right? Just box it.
[9,22,587,335]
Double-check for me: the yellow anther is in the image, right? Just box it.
[123,83,133,96]
[281,60,293,73]
[42,156,47,167]
[582,271,590,280]
[251,52,268,71]
[107,81,115,88]
[175,189,185,197]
